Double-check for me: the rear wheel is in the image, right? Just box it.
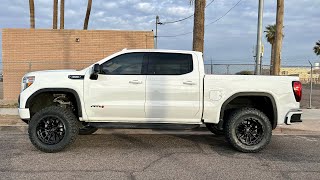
[225,108,272,153]
[28,106,79,153]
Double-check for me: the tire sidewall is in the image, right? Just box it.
[227,109,272,152]
[28,106,78,152]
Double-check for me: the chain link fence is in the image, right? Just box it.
[0,61,319,109]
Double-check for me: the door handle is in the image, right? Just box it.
[183,81,196,85]
[129,80,142,84]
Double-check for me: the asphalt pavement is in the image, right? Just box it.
[0,126,320,180]
[0,109,319,179]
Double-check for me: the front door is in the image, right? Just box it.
[84,52,147,121]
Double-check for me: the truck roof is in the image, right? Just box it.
[122,48,202,55]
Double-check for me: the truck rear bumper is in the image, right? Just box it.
[18,108,30,120]
[285,109,303,125]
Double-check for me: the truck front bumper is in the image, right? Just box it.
[285,109,303,125]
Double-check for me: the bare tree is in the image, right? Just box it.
[29,0,35,28]
[60,0,65,29]
[83,0,93,30]
[273,0,284,75]
[53,0,58,29]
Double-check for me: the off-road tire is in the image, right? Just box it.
[79,125,98,135]
[225,108,272,153]
[205,123,224,135]
[28,106,79,153]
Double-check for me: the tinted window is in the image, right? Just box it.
[147,53,193,75]
[100,53,145,75]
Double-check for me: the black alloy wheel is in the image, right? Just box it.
[28,106,79,153]
[36,115,66,145]
[235,117,263,146]
[225,108,272,153]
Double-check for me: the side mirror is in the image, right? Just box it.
[90,64,100,80]
[93,64,100,74]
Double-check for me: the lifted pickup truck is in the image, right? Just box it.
[18,49,302,153]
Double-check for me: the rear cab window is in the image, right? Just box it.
[147,53,193,75]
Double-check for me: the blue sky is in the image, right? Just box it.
[0,0,319,65]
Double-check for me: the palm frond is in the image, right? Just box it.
[264,24,276,44]
[314,40,320,56]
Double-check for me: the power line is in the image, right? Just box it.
[161,14,193,25]
[157,31,193,38]
[161,0,216,25]
[206,0,243,26]
[158,0,243,38]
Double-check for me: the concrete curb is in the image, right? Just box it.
[0,108,319,135]
[0,108,18,116]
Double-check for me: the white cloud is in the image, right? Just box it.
[134,2,155,13]
[166,6,193,17]
[103,2,118,9]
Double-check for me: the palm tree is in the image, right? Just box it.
[313,40,320,56]
[191,0,206,53]
[60,0,65,29]
[29,0,35,28]
[83,0,93,30]
[264,24,276,74]
[53,0,58,29]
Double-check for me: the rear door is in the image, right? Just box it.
[145,52,201,123]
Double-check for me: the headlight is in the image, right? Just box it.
[22,76,35,90]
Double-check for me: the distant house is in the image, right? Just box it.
[280,63,320,84]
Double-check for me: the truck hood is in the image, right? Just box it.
[24,69,86,77]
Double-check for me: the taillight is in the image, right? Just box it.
[292,81,302,102]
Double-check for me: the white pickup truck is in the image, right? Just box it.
[18,49,303,153]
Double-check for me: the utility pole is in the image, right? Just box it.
[192,0,206,53]
[155,15,162,49]
[308,61,313,109]
[273,0,284,75]
[255,0,264,75]
[155,15,159,49]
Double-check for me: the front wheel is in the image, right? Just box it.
[28,106,79,153]
[225,108,272,153]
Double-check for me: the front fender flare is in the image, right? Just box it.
[25,88,83,117]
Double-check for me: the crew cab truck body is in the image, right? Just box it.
[18,49,303,153]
